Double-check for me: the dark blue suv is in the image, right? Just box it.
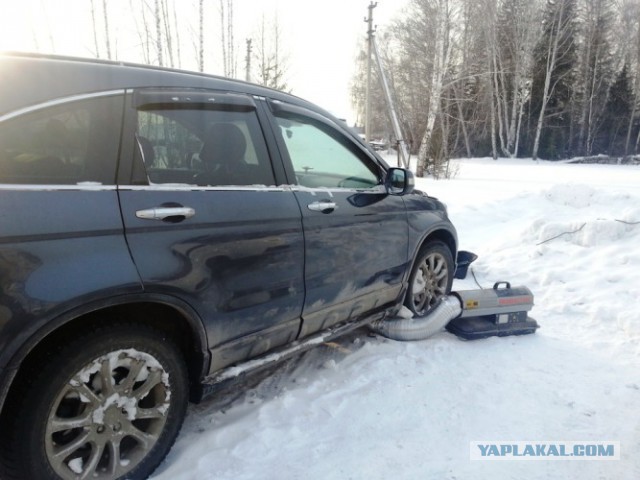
[0,53,457,480]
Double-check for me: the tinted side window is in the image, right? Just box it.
[275,114,380,189]
[0,95,124,185]
[135,108,276,186]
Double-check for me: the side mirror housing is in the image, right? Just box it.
[385,168,415,195]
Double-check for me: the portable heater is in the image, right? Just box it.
[446,282,538,340]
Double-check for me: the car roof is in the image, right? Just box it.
[0,52,327,118]
[0,52,386,167]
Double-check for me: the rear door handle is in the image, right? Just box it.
[136,207,195,222]
[307,201,337,214]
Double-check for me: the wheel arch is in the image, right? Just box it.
[411,227,458,275]
[0,294,210,420]
[399,227,459,303]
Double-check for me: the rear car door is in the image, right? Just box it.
[0,91,141,358]
[266,101,410,337]
[117,90,305,372]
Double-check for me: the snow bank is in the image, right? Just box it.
[152,158,640,480]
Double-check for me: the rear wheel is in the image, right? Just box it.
[11,324,188,480]
[404,241,454,316]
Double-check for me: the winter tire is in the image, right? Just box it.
[404,241,454,316]
[11,324,188,480]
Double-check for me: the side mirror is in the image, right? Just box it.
[385,168,415,195]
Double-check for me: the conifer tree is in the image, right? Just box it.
[604,64,634,154]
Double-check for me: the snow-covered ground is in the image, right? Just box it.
[152,158,640,480]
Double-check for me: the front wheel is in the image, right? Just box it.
[404,241,454,316]
[11,324,188,480]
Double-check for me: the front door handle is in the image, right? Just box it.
[307,201,337,214]
[136,206,195,222]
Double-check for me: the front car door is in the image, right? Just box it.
[117,90,305,372]
[266,101,410,337]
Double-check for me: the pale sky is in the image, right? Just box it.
[0,0,407,124]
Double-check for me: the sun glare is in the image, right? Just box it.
[0,1,97,59]
[0,5,36,54]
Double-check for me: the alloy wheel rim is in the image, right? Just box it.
[44,349,171,480]
[410,252,449,315]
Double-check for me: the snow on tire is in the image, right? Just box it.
[11,324,188,480]
[404,241,454,317]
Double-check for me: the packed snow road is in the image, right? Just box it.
[152,158,640,480]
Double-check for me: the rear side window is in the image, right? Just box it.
[0,94,124,185]
[134,108,276,186]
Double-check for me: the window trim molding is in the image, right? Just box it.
[0,184,118,191]
[0,90,126,123]
[117,184,288,192]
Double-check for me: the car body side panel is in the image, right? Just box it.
[261,100,411,337]
[118,188,305,373]
[294,189,409,337]
[115,89,307,373]
[0,54,460,422]
[0,189,143,368]
[403,193,459,279]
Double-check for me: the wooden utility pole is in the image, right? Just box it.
[372,36,410,168]
[364,2,377,143]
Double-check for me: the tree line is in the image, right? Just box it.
[352,0,640,175]
[87,0,289,91]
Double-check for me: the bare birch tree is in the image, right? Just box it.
[172,1,182,68]
[131,0,181,69]
[495,0,541,157]
[574,0,616,155]
[198,0,204,72]
[89,0,114,59]
[154,0,163,66]
[351,0,639,162]
[161,0,174,67]
[415,0,457,176]
[102,0,112,59]
[90,0,101,58]
[254,12,290,91]
[618,0,640,154]
[130,0,151,63]
[532,0,576,160]
[219,0,236,78]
